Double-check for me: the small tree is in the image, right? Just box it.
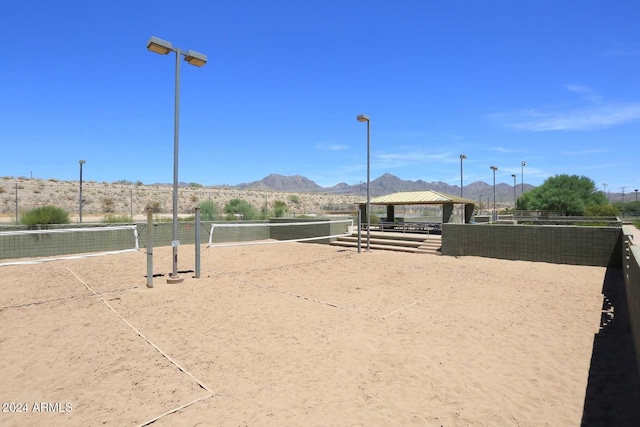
[272,200,288,218]
[198,200,220,220]
[224,199,258,220]
[520,174,607,215]
[21,206,70,227]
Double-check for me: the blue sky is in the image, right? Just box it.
[2,1,639,193]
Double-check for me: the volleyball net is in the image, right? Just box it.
[208,219,353,248]
[0,225,139,266]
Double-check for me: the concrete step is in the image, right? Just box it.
[331,233,441,255]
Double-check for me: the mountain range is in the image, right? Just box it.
[234,173,536,204]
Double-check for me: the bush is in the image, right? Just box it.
[102,214,132,223]
[21,206,70,226]
[272,200,288,218]
[287,195,300,204]
[145,201,162,213]
[101,197,115,213]
[224,199,258,220]
[585,204,620,217]
[198,200,220,220]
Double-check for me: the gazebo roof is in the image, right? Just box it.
[363,190,476,206]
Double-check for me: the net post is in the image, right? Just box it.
[195,207,201,279]
[146,208,154,288]
[357,208,362,253]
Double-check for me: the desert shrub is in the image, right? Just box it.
[224,199,258,220]
[584,204,620,217]
[272,200,288,218]
[145,201,162,213]
[21,206,70,226]
[287,195,300,204]
[0,186,5,194]
[198,200,220,220]
[101,197,115,213]
[188,182,203,188]
[102,214,131,223]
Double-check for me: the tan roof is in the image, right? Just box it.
[363,190,476,205]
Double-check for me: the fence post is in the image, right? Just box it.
[15,183,18,224]
[357,207,362,254]
[195,207,201,279]
[146,208,154,288]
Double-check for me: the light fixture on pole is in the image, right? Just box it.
[521,161,526,196]
[79,160,86,223]
[511,174,517,221]
[147,36,207,284]
[460,154,467,223]
[357,114,371,251]
[490,166,498,222]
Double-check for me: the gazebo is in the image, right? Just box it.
[358,190,477,225]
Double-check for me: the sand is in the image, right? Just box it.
[0,243,606,426]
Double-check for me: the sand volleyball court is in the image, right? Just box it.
[0,243,606,426]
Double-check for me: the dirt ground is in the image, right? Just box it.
[0,242,606,426]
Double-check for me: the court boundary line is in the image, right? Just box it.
[65,267,216,398]
[136,394,214,427]
[0,286,139,311]
[233,277,372,317]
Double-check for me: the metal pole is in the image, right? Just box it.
[521,161,526,196]
[357,207,362,253]
[512,174,517,221]
[635,189,638,218]
[460,154,466,223]
[130,187,133,222]
[15,182,18,224]
[195,207,201,278]
[366,119,371,251]
[169,48,183,283]
[79,160,85,223]
[479,195,482,215]
[490,166,498,222]
[147,208,154,288]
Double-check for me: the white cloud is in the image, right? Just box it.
[315,143,348,151]
[489,146,517,153]
[492,103,640,131]
[564,84,602,103]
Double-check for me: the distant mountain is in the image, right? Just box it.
[232,173,536,203]
[235,174,323,192]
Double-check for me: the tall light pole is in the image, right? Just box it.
[460,154,467,223]
[357,114,371,251]
[79,160,86,223]
[490,166,498,222]
[521,161,526,196]
[511,174,517,221]
[147,36,207,284]
[602,183,608,202]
